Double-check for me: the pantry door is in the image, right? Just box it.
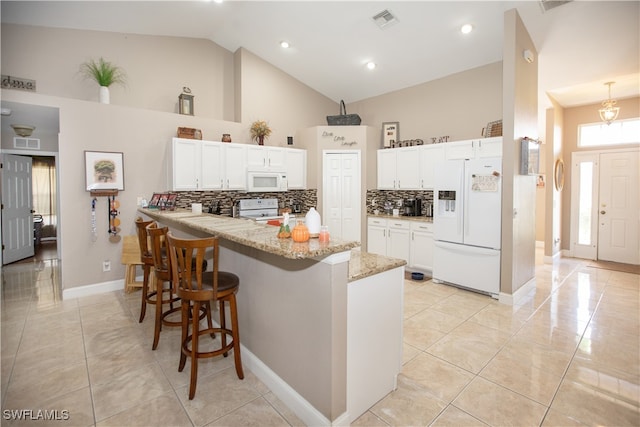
[597,150,640,264]
[323,151,361,242]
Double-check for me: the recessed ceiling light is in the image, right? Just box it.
[280,41,290,49]
[366,62,377,70]
[461,24,473,34]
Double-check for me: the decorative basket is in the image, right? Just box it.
[483,120,503,138]
[177,127,202,140]
[327,100,361,126]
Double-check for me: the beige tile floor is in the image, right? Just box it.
[1,250,638,426]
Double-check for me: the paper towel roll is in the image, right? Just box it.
[192,203,202,214]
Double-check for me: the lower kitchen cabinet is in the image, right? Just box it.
[368,217,434,272]
[409,222,434,273]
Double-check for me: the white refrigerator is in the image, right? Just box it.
[433,156,502,296]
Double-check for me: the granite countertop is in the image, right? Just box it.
[347,249,406,283]
[368,213,433,223]
[140,208,359,260]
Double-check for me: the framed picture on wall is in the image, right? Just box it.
[382,122,399,148]
[85,151,125,191]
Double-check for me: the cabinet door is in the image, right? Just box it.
[172,138,199,190]
[476,137,502,158]
[200,141,224,190]
[387,220,410,262]
[267,147,286,170]
[247,146,286,170]
[286,148,307,189]
[224,144,247,190]
[367,224,387,256]
[410,223,434,272]
[445,139,474,160]
[396,147,420,189]
[419,145,444,189]
[377,150,397,189]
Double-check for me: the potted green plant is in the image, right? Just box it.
[80,57,126,104]
[250,120,272,145]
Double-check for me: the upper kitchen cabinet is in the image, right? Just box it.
[418,144,445,189]
[247,146,286,171]
[286,148,307,189]
[444,137,502,160]
[170,138,246,191]
[377,147,420,190]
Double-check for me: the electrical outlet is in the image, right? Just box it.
[371,198,376,206]
[102,260,111,272]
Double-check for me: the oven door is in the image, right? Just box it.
[247,172,287,192]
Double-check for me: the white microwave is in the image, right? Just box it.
[247,171,288,192]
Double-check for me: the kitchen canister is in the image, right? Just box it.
[305,207,321,237]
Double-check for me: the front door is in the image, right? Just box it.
[598,151,640,264]
[1,154,34,264]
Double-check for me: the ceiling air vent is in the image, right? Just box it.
[539,0,572,13]
[372,9,398,29]
[14,137,40,150]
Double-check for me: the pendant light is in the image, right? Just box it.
[598,81,620,125]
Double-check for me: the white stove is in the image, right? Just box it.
[238,198,296,225]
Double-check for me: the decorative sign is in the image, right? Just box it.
[1,75,36,92]
[321,130,358,146]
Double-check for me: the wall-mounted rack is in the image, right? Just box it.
[90,189,119,197]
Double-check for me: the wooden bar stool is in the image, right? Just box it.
[135,217,155,322]
[166,232,244,400]
[146,223,182,350]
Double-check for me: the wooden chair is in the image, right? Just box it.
[166,232,244,400]
[135,217,155,323]
[146,223,182,350]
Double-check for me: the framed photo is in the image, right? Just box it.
[85,151,124,191]
[537,174,545,188]
[165,194,177,211]
[382,122,399,148]
[148,193,162,209]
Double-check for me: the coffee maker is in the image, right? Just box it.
[403,198,421,216]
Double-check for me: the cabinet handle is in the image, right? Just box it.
[412,231,414,240]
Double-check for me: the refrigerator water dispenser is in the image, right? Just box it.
[437,191,456,215]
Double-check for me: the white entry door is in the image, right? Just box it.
[598,151,640,264]
[323,151,361,242]
[571,149,639,265]
[1,154,34,264]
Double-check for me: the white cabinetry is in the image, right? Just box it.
[418,145,444,189]
[377,147,420,189]
[247,146,286,170]
[367,217,410,262]
[409,222,434,273]
[170,138,246,191]
[285,148,307,189]
[445,137,502,160]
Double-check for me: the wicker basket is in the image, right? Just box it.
[483,120,502,138]
[177,127,202,140]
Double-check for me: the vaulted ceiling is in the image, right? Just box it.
[1,0,639,135]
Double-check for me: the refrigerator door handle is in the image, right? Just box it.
[458,166,464,237]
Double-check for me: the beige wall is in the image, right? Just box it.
[235,48,337,146]
[544,99,564,258]
[348,62,502,143]
[559,96,640,250]
[1,24,236,121]
[501,9,538,295]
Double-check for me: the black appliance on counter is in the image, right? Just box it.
[403,198,421,216]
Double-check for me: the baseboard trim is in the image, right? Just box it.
[498,276,536,305]
[240,345,335,426]
[62,279,124,300]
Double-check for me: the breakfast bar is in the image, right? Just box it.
[139,208,405,426]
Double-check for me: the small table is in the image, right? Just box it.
[121,235,144,293]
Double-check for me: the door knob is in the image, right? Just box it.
[600,210,606,214]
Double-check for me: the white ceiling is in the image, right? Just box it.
[1,1,639,137]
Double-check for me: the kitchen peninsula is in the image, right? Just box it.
[139,208,405,425]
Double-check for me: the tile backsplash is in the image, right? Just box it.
[366,189,434,216]
[171,189,317,216]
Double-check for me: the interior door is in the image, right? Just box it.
[598,151,640,264]
[323,151,361,242]
[1,154,34,264]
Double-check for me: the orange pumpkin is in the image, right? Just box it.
[291,221,310,242]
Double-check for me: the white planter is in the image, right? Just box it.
[99,86,110,104]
